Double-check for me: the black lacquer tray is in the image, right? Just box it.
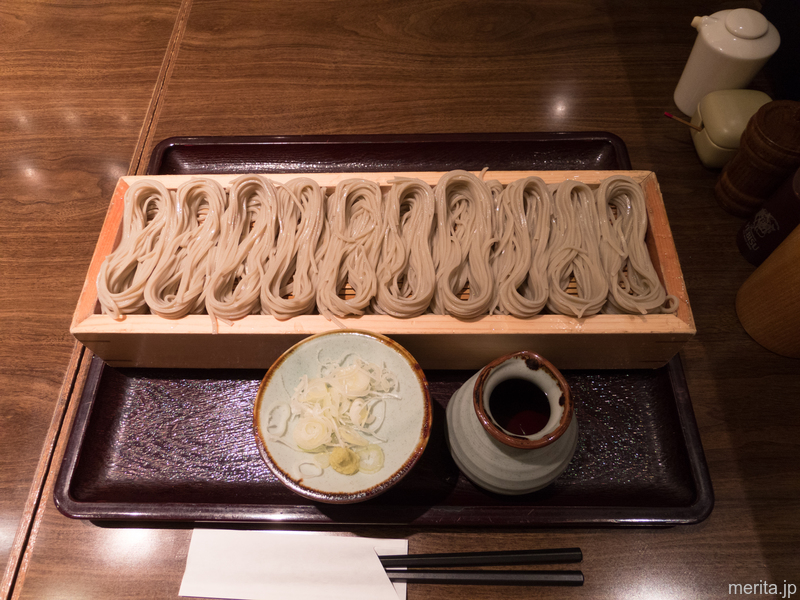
[55,133,713,525]
[55,355,712,525]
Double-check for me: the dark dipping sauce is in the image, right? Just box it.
[488,378,551,436]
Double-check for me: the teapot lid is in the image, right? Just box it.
[725,9,768,40]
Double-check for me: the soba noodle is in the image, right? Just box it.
[315,179,383,318]
[260,178,325,320]
[144,177,227,319]
[96,179,177,319]
[491,176,553,317]
[596,174,679,314]
[546,180,609,317]
[205,175,278,329]
[431,170,496,319]
[372,177,436,317]
[96,172,676,323]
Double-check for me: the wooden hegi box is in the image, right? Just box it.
[71,170,695,370]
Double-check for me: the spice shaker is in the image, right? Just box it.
[737,167,800,266]
[715,100,800,217]
[673,8,780,116]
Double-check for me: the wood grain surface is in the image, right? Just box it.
[4,0,800,599]
[0,0,181,594]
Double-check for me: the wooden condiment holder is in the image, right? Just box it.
[71,170,695,370]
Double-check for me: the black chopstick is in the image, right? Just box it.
[386,569,584,586]
[379,547,582,569]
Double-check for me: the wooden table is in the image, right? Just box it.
[2,1,799,598]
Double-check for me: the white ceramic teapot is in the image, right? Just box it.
[673,8,780,116]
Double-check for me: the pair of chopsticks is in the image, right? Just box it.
[379,547,584,586]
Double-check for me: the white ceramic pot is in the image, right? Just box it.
[674,8,780,116]
[445,351,578,495]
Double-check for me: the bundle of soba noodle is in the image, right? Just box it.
[314,179,383,320]
[430,170,496,318]
[260,178,325,320]
[371,177,436,317]
[96,171,677,324]
[204,175,279,329]
[595,175,678,314]
[143,178,226,319]
[490,176,553,317]
[546,180,610,318]
[96,179,178,318]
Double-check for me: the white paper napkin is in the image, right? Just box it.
[179,530,408,600]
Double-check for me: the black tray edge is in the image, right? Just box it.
[146,132,633,174]
[54,355,105,520]
[666,355,715,523]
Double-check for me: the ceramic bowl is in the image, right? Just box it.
[253,329,432,503]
